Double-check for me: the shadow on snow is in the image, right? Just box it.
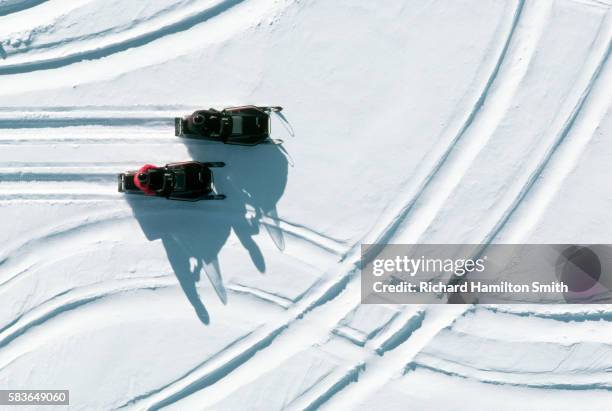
[126,139,289,325]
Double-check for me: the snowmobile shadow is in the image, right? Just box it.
[126,142,288,325]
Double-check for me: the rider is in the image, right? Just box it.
[133,164,159,195]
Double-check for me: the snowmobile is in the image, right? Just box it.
[174,105,283,145]
[118,161,225,201]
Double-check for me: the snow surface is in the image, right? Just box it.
[0,0,611,410]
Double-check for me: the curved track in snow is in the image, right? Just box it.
[1,0,611,410]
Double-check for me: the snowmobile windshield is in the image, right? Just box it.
[230,111,266,135]
[231,116,243,134]
[173,170,186,191]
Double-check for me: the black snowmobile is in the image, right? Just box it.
[174,105,283,145]
[118,161,225,201]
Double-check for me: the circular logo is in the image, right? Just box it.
[556,245,601,293]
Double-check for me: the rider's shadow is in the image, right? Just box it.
[127,141,288,325]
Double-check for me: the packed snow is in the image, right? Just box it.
[0,0,611,410]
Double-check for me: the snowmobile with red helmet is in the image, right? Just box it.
[118,161,225,201]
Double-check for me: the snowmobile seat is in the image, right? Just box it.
[147,169,165,191]
[200,114,221,135]
[187,111,227,138]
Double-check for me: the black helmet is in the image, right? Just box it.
[137,173,149,185]
[193,114,205,125]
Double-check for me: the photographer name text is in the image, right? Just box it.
[372,280,568,294]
